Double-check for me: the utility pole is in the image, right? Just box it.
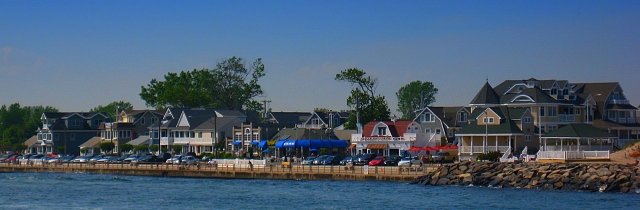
[261,100,271,120]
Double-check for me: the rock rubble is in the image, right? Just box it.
[414,162,640,193]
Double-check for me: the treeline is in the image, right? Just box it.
[0,103,58,152]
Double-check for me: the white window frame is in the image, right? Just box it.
[483,117,494,123]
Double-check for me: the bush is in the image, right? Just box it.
[477,151,502,162]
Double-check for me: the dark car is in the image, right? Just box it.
[339,156,354,165]
[318,155,340,165]
[312,155,330,165]
[132,155,163,163]
[383,156,401,166]
[354,153,376,165]
[432,152,454,163]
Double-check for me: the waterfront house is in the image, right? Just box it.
[297,110,349,129]
[34,112,110,155]
[158,108,247,155]
[351,120,424,157]
[414,106,470,145]
[231,122,262,155]
[537,123,616,160]
[456,106,533,161]
[264,111,311,128]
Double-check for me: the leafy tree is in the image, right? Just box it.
[139,57,265,112]
[172,145,183,154]
[99,141,115,154]
[120,144,134,153]
[0,103,58,152]
[149,144,159,152]
[134,145,148,153]
[335,68,390,129]
[90,101,133,120]
[396,81,438,119]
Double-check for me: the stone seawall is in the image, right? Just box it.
[414,162,640,193]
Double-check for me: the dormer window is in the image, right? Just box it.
[523,117,532,123]
[551,88,557,95]
[377,127,387,136]
[457,112,468,122]
[483,117,494,123]
[422,113,435,122]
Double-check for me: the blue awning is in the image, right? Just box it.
[275,140,286,148]
[263,149,270,153]
[258,140,268,149]
[251,140,260,145]
[233,141,242,146]
[283,140,297,148]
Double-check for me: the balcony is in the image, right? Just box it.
[558,115,576,122]
[351,135,416,143]
[459,146,510,154]
[173,137,214,145]
[610,99,629,105]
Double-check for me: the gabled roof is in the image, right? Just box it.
[503,87,558,104]
[79,137,103,148]
[429,106,469,128]
[469,107,506,120]
[127,135,150,146]
[268,112,311,128]
[507,108,530,120]
[573,82,620,117]
[23,135,38,147]
[362,120,415,137]
[470,81,501,105]
[543,124,615,138]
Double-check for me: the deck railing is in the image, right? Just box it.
[460,146,510,154]
[537,150,609,160]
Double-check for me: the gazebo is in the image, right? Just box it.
[537,124,616,160]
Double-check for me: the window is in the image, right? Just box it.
[551,88,557,95]
[422,113,435,122]
[608,110,616,120]
[523,117,532,123]
[483,117,494,123]
[377,127,387,136]
[436,129,441,134]
[425,128,431,133]
[141,118,145,125]
[549,107,557,116]
[198,132,202,138]
[525,135,531,142]
[457,112,468,122]
[540,126,546,133]
[563,89,568,95]
[151,117,157,124]
[540,107,545,116]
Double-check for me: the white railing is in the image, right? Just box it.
[542,145,611,151]
[351,136,416,142]
[537,151,610,160]
[174,138,214,145]
[559,115,576,122]
[460,146,511,154]
[611,99,629,105]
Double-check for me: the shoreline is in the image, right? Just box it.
[0,162,435,182]
[414,161,640,193]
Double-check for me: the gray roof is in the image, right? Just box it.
[268,112,311,128]
[23,135,38,147]
[470,82,501,105]
[543,123,615,138]
[127,135,150,146]
[79,137,103,148]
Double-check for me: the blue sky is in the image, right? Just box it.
[1,0,639,113]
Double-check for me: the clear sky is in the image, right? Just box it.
[1,0,639,113]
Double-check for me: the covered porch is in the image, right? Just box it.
[457,134,522,155]
[537,124,616,160]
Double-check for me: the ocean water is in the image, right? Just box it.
[0,172,637,210]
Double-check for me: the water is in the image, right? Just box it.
[0,172,637,210]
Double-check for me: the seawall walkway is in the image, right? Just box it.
[0,162,436,182]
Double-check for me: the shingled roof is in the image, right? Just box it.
[542,123,615,138]
[470,81,501,105]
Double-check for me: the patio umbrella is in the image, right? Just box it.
[423,146,434,151]
[409,146,422,152]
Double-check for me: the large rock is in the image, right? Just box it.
[596,167,611,176]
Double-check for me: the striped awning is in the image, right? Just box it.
[366,144,388,150]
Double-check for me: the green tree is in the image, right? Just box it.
[396,81,438,119]
[120,144,134,153]
[149,144,159,153]
[99,141,115,154]
[90,101,133,120]
[335,68,390,129]
[171,145,183,154]
[0,103,58,152]
[139,57,265,111]
[134,145,149,153]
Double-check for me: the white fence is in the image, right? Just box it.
[460,146,511,154]
[537,151,609,160]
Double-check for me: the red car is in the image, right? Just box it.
[368,156,386,166]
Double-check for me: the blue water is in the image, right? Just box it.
[0,172,637,210]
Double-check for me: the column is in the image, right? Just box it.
[470,136,474,155]
[495,136,498,152]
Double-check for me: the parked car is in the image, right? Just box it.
[301,157,316,165]
[384,156,401,166]
[28,154,45,164]
[133,155,163,164]
[368,156,386,166]
[123,155,140,163]
[96,156,120,163]
[166,155,182,164]
[312,155,330,165]
[432,152,454,163]
[318,155,340,165]
[179,156,199,165]
[72,155,95,163]
[339,156,354,165]
[0,154,18,163]
[354,153,376,165]
[89,155,104,163]
[58,155,76,163]
[398,156,422,167]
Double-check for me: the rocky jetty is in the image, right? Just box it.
[414,162,640,193]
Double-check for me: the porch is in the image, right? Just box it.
[537,123,615,161]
